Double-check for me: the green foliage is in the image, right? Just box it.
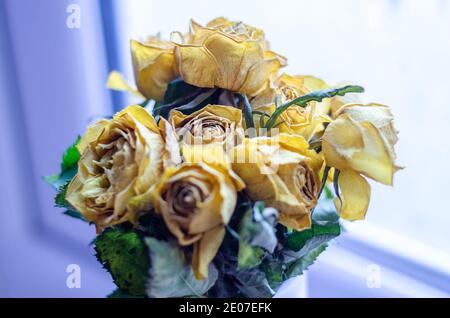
[54,182,70,208]
[333,168,342,203]
[210,198,337,297]
[285,244,328,278]
[162,77,199,104]
[284,190,341,258]
[62,210,85,221]
[44,166,77,192]
[107,289,145,298]
[60,136,81,172]
[284,222,340,252]
[232,267,275,298]
[45,136,80,190]
[240,94,255,130]
[206,201,276,298]
[95,228,149,296]
[137,212,172,240]
[238,243,265,270]
[145,237,218,298]
[317,165,331,202]
[45,136,83,219]
[324,186,334,200]
[54,182,81,217]
[261,256,285,290]
[237,202,278,270]
[265,85,364,129]
[260,242,329,291]
[153,78,220,118]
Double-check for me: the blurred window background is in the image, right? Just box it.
[0,0,449,297]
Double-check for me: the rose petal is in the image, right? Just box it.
[106,71,145,99]
[334,170,371,221]
[131,40,177,101]
[323,114,397,185]
[192,226,225,280]
[76,120,109,155]
[240,51,287,96]
[174,44,217,88]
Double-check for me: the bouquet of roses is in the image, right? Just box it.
[46,17,400,298]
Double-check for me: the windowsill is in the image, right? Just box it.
[318,221,450,296]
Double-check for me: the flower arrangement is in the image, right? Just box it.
[46,17,400,298]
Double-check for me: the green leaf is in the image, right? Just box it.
[237,202,278,270]
[175,88,218,112]
[324,186,334,200]
[206,276,242,298]
[265,85,364,129]
[61,136,81,172]
[284,188,340,258]
[95,228,149,296]
[139,99,151,108]
[45,137,80,190]
[285,244,328,279]
[145,237,218,298]
[52,176,79,215]
[107,289,145,298]
[233,268,275,298]
[317,165,331,202]
[333,168,342,204]
[261,256,285,291]
[54,183,69,207]
[137,212,172,240]
[43,174,59,188]
[240,94,255,131]
[54,182,76,209]
[45,164,78,191]
[238,243,265,270]
[252,110,271,129]
[63,210,86,221]
[154,88,218,118]
[162,77,199,104]
[45,137,83,219]
[284,222,340,253]
[153,78,211,118]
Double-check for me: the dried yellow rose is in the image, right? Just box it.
[231,134,323,230]
[130,18,286,101]
[169,104,244,150]
[131,37,178,101]
[323,103,400,220]
[251,73,330,140]
[66,106,173,231]
[175,18,287,96]
[152,150,244,279]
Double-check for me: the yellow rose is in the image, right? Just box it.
[175,18,287,96]
[152,155,244,280]
[66,106,169,231]
[191,17,265,44]
[131,37,178,101]
[322,103,400,220]
[169,104,244,150]
[251,73,330,140]
[231,134,323,230]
